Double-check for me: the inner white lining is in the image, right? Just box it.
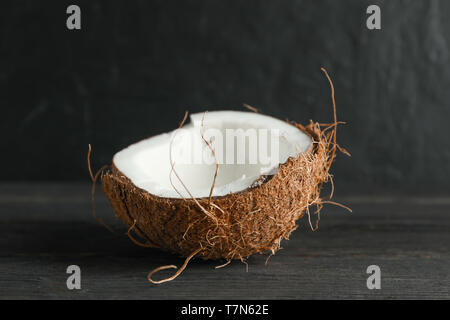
[113,111,311,198]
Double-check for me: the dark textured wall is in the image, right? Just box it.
[1,1,449,191]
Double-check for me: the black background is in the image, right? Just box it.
[1,0,449,193]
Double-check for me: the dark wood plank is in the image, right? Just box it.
[0,183,449,299]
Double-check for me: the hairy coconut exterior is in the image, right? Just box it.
[101,121,331,261]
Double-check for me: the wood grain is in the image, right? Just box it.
[0,183,448,299]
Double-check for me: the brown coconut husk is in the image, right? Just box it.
[90,68,351,284]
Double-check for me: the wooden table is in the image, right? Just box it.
[0,183,448,299]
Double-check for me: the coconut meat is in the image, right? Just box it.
[113,111,311,198]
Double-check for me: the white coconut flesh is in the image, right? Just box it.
[113,111,312,198]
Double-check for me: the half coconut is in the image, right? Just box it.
[102,111,333,254]
[98,70,344,284]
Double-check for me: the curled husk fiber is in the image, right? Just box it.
[101,120,334,261]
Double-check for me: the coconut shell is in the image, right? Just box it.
[101,121,332,261]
